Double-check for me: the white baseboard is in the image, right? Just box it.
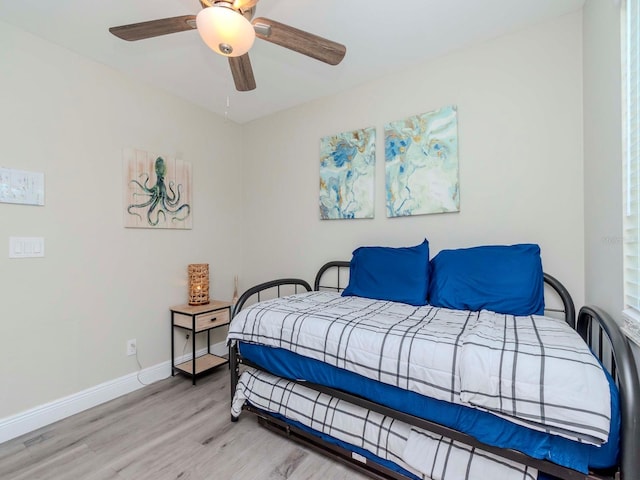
[0,341,227,444]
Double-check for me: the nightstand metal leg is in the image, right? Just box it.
[192,317,197,385]
[171,312,176,376]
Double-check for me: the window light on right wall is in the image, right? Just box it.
[622,0,640,344]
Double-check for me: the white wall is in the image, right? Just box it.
[0,21,243,419]
[241,12,585,308]
[583,0,623,316]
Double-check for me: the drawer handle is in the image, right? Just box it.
[210,317,217,322]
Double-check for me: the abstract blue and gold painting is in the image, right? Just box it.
[385,105,459,217]
[319,127,375,220]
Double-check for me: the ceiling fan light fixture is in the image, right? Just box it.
[196,5,255,57]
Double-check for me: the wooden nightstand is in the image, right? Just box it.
[170,300,232,385]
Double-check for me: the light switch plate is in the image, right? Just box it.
[9,237,45,258]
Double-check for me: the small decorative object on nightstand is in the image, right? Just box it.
[188,263,210,305]
[232,274,239,305]
[170,300,232,385]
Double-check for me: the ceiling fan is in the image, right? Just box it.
[109,0,347,92]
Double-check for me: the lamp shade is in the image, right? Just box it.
[188,264,210,305]
[196,6,256,57]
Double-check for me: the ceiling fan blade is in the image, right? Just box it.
[229,54,257,91]
[109,15,196,41]
[253,17,346,66]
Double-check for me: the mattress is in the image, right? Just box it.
[233,369,539,480]
[228,292,611,443]
[238,341,620,474]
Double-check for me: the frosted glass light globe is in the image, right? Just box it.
[196,6,256,57]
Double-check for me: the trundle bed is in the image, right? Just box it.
[227,244,640,480]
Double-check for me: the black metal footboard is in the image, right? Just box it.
[231,277,312,318]
[229,278,311,405]
[577,306,640,480]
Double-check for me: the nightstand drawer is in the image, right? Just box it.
[194,309,230,332]
[173,307,230,332]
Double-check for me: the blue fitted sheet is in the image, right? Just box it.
[239,342,620,474]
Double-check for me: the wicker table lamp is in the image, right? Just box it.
[188,263,210,305]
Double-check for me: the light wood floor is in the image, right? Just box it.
[0,368,370,480]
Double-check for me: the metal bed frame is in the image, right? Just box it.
[230,261,640,480]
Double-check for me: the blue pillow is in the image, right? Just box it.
[342,240,430,306]
[428,244,544,316]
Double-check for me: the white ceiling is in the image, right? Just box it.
[0,0,585,124]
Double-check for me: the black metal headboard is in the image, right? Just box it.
[313,261,576,329]
[313,260,350,292]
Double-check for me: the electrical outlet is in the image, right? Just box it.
[127,338,137,356]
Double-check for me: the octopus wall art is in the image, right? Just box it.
[123,148,192,229]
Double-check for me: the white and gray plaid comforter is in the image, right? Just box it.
[233,369,538,480]
[228,291,610,444]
